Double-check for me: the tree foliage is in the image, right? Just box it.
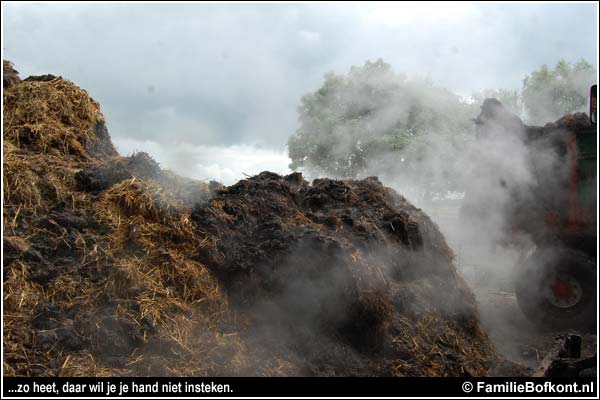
[288,59,476,189]
[521,59,596,124]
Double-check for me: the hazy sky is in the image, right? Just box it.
[2,2,598,183]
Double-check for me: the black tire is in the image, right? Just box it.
[515,247,596,331]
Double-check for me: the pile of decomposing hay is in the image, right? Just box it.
[3,60,21,89]
[543,112,594,131]
[3,69,229,377]
[3,64,497,377]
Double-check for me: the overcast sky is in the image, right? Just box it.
[2,2,598,184]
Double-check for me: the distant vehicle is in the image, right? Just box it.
[470,87,597,331]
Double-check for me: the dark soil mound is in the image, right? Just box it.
[192,172,496,376]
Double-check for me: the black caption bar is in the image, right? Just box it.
[2,377,597,398]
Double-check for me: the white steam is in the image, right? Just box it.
[113,138,291,185]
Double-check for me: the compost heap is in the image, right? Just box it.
[3,60,21,89]
[3,65,497,377]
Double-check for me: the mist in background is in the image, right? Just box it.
[2,2,597,184]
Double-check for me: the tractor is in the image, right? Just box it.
[470,86,597,331]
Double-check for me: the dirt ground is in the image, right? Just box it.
[473,286,597,372]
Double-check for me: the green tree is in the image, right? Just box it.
[288,59,475,198]
[521,59,596,124]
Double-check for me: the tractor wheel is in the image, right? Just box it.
[515,247,596,331]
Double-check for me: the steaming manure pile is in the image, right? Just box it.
[192,173,497,376]
[3,73,223,377]
[3,66,497,377]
